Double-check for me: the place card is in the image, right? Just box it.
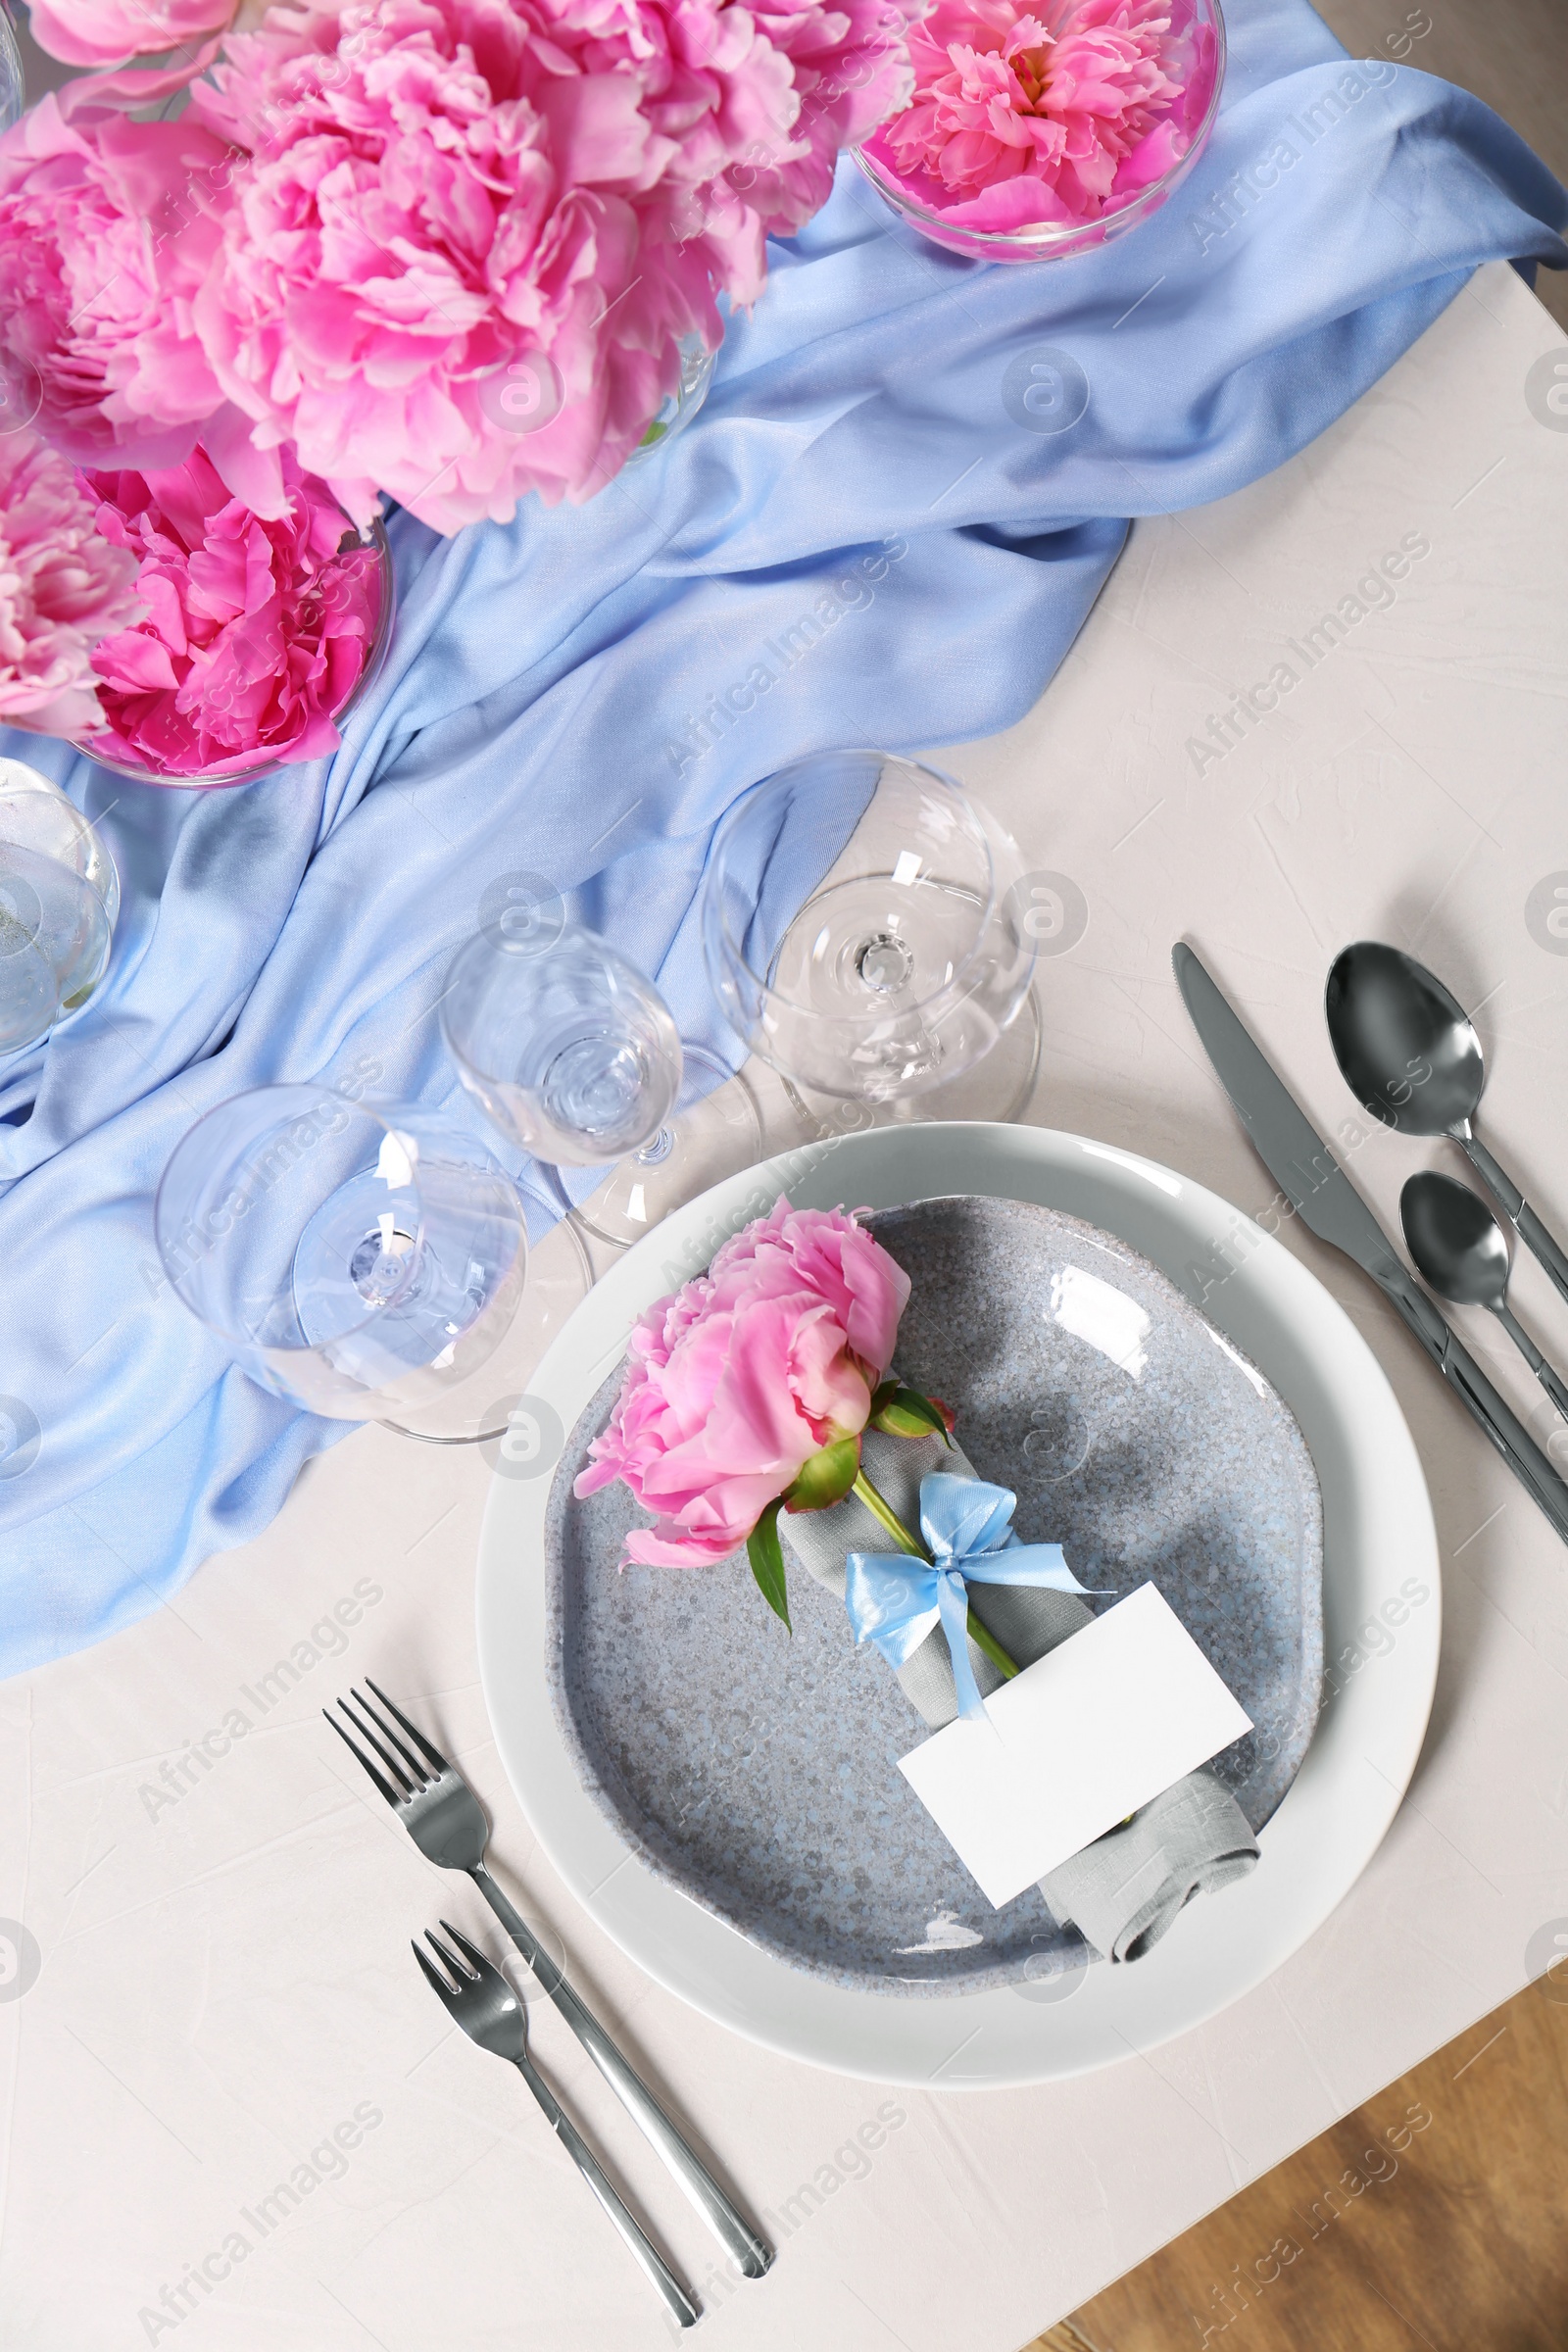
[897,1582,1253,1907]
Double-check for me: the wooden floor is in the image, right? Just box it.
[1024,1975,1568,2352]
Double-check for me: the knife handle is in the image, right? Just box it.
[1371,1259,1568,1546]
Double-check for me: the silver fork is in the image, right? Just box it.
[327,1680,772,2279]
[416,1921,700,2329]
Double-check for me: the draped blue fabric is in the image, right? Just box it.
[1,0,1562,1674]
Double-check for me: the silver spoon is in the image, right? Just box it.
[1400,1170,1568,1423]
[1326,941,1568,1310]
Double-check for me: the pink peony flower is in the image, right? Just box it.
[186,0,919,532]
[575,1199,911,1568]
[867,0,1213,230]
[25,0,235,69]
[0,71,235,467]
[0,422,141,738]
[82,444,385,779]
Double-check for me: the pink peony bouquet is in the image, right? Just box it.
[82,445,386,780]
[0,74,234,472]
[0,423,141,738]
[861,0,1219,238]
[576,1198,955,1622]
[0,0,923,765]
[3,0,923,537]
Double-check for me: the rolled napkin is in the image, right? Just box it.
[780,1427,1259,1963]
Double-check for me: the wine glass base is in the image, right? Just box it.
[775,985,1042,1138]
[377,1203,594,1445]
[564,1047,763,1248]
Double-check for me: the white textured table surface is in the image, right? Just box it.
[5,263,1568,2352]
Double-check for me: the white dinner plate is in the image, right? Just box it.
[475,1122,1440,2086]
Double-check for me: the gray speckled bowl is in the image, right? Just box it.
[544,1196,1323,1996]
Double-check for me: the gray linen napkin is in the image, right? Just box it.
[780,1427,1258,1963]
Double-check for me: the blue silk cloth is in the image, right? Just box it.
[847,1472,1095,1719]
[1,0,1564,1676]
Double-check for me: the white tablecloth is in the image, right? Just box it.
[5,262,1568,2352]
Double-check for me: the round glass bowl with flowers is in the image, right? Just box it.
[857,0,1225,262]
[67,448,393,788]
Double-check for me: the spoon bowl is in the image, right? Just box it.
[1325,942,1483,1137]
[1400,1169,1568,1425]
[1400,1169,1510,1309]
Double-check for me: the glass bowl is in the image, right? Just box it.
[72,514,395,790]
[855,0,1226,265]
[701,749,1036,1102]
[628,330,717,465]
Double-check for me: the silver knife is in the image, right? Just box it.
[1174,942,1568,1547]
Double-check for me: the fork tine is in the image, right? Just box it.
[425,1924,478,1982]
[365,1677,452,1776]
[323,1706,401,1806]
[412,1939,459,2006]
[337,1693,420,1796]
[439,1918,495,1980]
[347,1687,432,1789]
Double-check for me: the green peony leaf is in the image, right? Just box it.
[747,1499,790,1630]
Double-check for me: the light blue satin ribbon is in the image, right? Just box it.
[846,1473,1099,1721]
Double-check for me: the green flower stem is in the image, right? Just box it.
[851,1470,1021,1683]
[852,1469,926,1555]
[963,1607,1021,1684]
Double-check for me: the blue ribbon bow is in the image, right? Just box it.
[846,1473,1099,1721]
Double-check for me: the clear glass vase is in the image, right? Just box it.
[628,331,717,464]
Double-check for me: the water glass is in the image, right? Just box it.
[441,918,683,1166]
[701,750,1038,1109]
[156,1086,528,1425]
[440,913,761,1245]
[0,760,119,1052]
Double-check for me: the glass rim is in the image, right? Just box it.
[852,0,1227,261]
[70,511,396,790]
[708,750,1014,1022]
[154,1081,441,1360]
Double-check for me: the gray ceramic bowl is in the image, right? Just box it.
[545,1196,1323,1995]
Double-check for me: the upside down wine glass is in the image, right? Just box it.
[700,750,1041,1128]
[0,760,121,1054]
[440,895,760,1248]
[155,1085,537,1443]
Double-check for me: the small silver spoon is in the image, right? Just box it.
[1326,941,1568,1312]
[1400,1170,1568,1423]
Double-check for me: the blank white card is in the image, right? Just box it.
[897,1582,1253,1908]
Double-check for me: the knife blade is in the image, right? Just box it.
[1174,942,1568,1548]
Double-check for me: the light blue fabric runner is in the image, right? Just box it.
[1,0,1563,1676]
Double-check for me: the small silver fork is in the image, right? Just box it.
[327,1680,772,2278]
[416,1921,699,2329]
